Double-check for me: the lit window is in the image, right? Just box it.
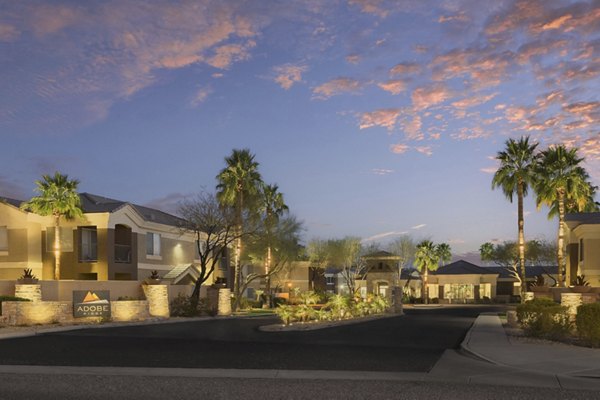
[146,232,161,256]
[0,226,7,251]
[79,227,97,262]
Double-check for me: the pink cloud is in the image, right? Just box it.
[0,23,19,42]
[272,63,308,90]
[206,41,256,69]
[348,0,389,18]
[438,13,470,23]
[189,86,212,107]
[29,4,81,36]
[415,146,433,156]
[390,62,420,76]
[412,83,453,110]
[313,77,364,99]
[377,79,406,95]
[359,108,401,130]
[451,93,497,109]
[346,54,361,64]
[480,167,498,174]
[451,127,490,141]
[402,114,423,141]
[390,143,409,154]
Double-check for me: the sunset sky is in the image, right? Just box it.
[1,0,599,256]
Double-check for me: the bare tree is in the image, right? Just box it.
[177,192,239,303]
[307,238,329,290]
[328,237,367,295]
[387,236,416,286]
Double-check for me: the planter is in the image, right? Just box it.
[144,278,162,285]
[530,286,550,293]
[571,286,592,294]
[17,278,39,284]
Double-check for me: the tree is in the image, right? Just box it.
[327,237,366,296]
[242,214,303,307]
[535,145,598,286]
[414,240,440,304]
[307,238,329,290]
[480,240,557,289]
[21,172,83,280]
[492,136,539,296]
[257,183,288,299]
[387,235,416,287]
[216,149,263,306]
[177,192,239,304]
[436,243,452,267]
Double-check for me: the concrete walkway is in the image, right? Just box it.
[428,313,600,390]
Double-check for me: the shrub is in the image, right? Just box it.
[576,303,600,347]
[516,298,571,340]
[273,297,287,307]
[275,304,297,326]
[0,295,30,315]
[170,294,214,317]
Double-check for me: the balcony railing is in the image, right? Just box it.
[114,244,132,264]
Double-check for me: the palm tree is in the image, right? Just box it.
[21,172,83,280]
[258,183,288,300]
[535,145,598,286]
[436,243,452,266]
[414,240,440,304]
[492,136,538,296]
[216,149,262,304]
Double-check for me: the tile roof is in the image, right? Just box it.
[433,259,498,275]
[1,192,184,228]
[565,212,600,228]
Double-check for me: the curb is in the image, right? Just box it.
[259,313,401,332]
[458,313,505,366]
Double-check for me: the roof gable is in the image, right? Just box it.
[433,259,498,275]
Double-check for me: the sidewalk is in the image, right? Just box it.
[442,312,600,390]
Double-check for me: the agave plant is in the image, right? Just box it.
[575,275,590,287]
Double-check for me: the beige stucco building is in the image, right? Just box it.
[566,212,600,287]
[0,193,212,282]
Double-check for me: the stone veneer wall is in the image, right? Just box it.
[14,284,42,302]
[142,285,169,317]
[2,300,151,325]
[111,300,150,321]
[561,293,598,320]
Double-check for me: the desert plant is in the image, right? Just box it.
[298,291,320,306]
[275,304,297,326]
[295,304,317,322]
[574,275,590,287]
[327,294,351,320]
[576,303,600,347]
[149,270,161,280]
[517,298,571,340]
[370,295,389,314]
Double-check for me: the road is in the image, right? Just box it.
[0,305,501,371]
[1,305,598,399]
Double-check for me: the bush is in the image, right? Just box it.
[516,298,571,340]
[170,294,214,317]
[0,295,30,315]
[576,303,600,347]
[274,304,297,326]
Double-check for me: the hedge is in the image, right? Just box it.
[576,303,600,347]
[0,295,31,315]
[516,298,571,340]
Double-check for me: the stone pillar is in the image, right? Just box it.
[523,292,534,302]
[143,284,169,318]
[218,288,232,316]
[392,286,403,314]
[561,293,582,321]
[15,284,42,302]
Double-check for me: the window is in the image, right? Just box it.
[146,232,161,256]
[325,276,335,285]
[480,283,491,299]
[0,226,7,252]
[79,227,98,262]
[580,239,584,262]
[46,227,74,252]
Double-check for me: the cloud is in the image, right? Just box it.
[412,83,453,110]
[348,0,390,18]
[451,127,491,140]
[390,143,409,154]
[415,146,433,156]
[371,168,394,175]
[480,167,498,174]
[0,176,28,200]
[313,77,364,99]
[272,63,307,90]
[0,23,19,42]
[402,114,423,140]
[346,54,361,64]
[438,13,470,23]
[359,108,401,130]
[143,192,192,216]
[451,93,497,109]
[411,224,426,230]
[29,4,82,36]
[362,231,406,243]
[377,79,406,95]
[389,62,420,76]
[206,41,256,69]
[190,86,212,107]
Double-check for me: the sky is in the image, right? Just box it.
[1,0,599,257]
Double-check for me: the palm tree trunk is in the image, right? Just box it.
[265,246,271,292]
[557,188,566,287]
[232,191,243,311]
[54,215,61,280]
[517,181,526,297]
[423,268,428,305]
